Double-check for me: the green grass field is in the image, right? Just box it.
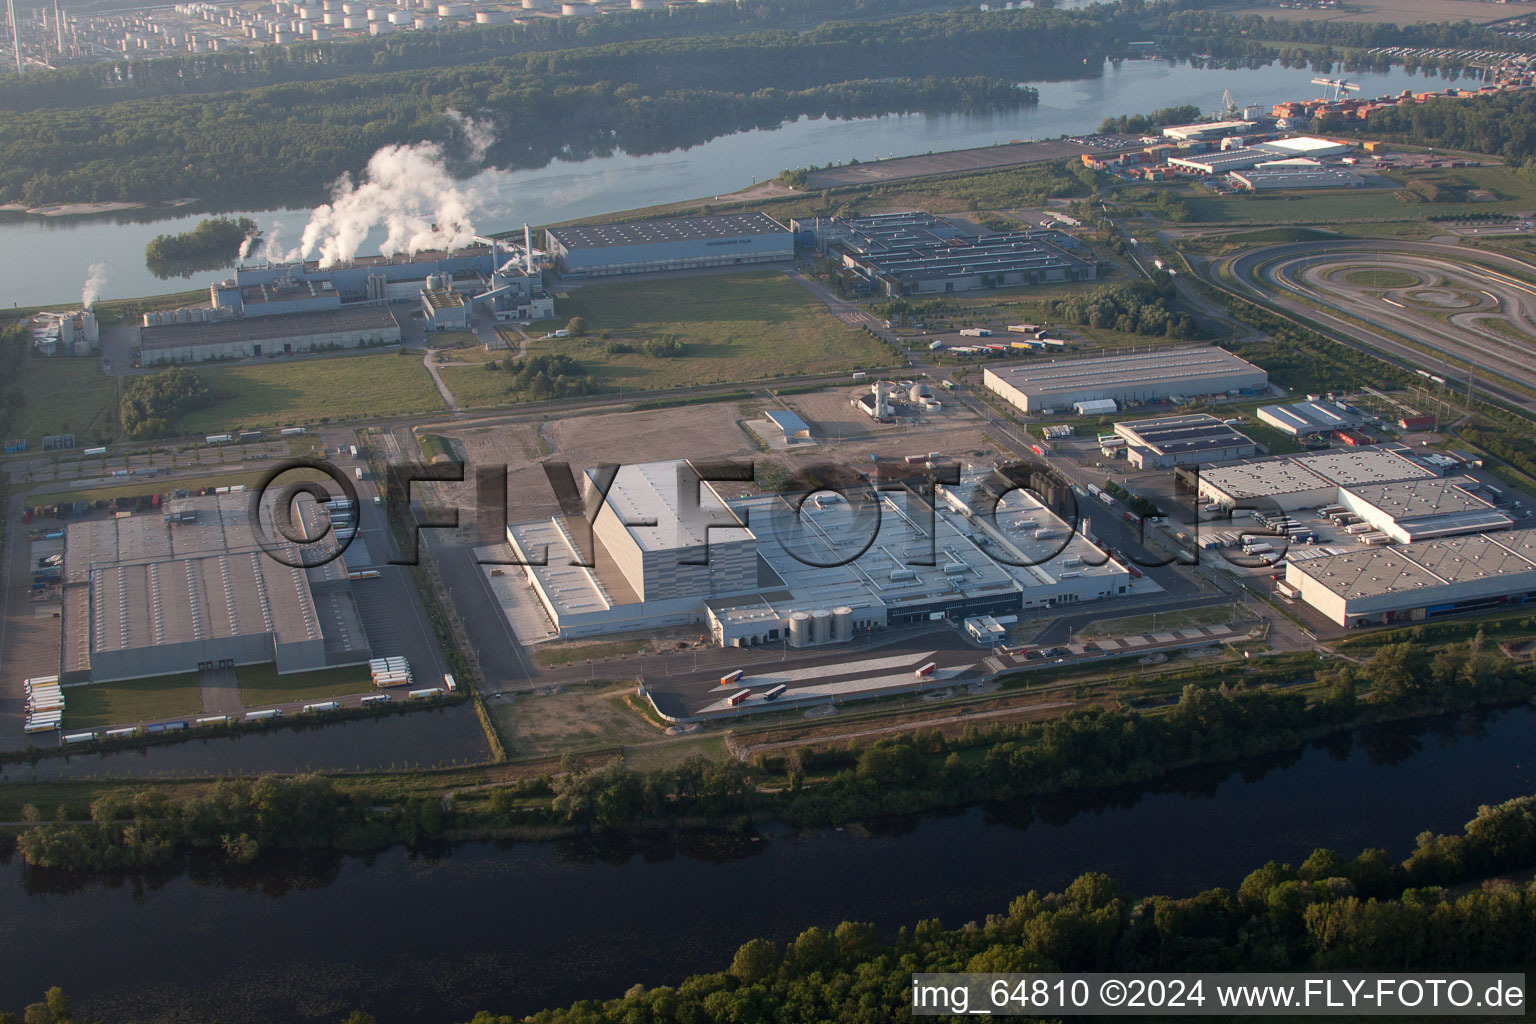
[236,663,373,706]
[1183,165,1536,225]
[173,351,445,433]
[16,356,118,445]
[554,272,895,383]
[63,673,204,729]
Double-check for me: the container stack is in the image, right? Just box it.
[369,656,413,688]
[24,675,64,734]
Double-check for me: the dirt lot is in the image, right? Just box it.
[1233,0,1522,23]
[419,384,1000,523]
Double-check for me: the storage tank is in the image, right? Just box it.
[788,611,811,648]
[311,25,332,36]
[437,2,470,15]
[369,19,393,31]
[560,1,595,14]
[388,9,412,20]
[811,609,831,645]
[522,0,554,8]
[273,30,294,41]
[323,11,342,23]
[909,383,930,402]
[832,606,852,643]
[630,0,663,8]
[414,13,438,25]
[342,2,363,12]
[476,9,510,21]
[343,14,366,26]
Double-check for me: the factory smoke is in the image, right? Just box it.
[81,262,107,310]
[288,111,495,268]
[237,227,260,261]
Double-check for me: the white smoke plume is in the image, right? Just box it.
[237,227,260,261]
[288,112,494,268]
[81,261,107,310]
[260,222,286,264]
[446,109,495,164]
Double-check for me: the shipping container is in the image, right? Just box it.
[408,687,444,699]
[727,689,751,706]
[763,684,788,700]
[915,662,937,678]
[719,669,744,686]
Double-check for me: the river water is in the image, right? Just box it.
[1,60,1455,308]
[1,706,1531,1024]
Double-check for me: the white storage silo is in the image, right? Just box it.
[343,14,367,27]
[560,1,595,14]
[832,606,853,643]
[811,609,831,645]
[476,9,510,22]
[788,612,811,648]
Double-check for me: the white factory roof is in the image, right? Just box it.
[591,461,751,552]
[506,517,619,618]
[1198,458,1334,501]
[986,346,1263,400]
[1256,135,1352,155]
[549,212,788,251]
[1288,528,1536,600]
[1292,447,1436,487]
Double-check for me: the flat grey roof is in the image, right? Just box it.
[1259,400,1361,433]
[592,460,750,553]
[1201,458,1334,500]
[549,213,788,251]
[1344,478,1494,521]
[987,346,1264,399]
[139,306,399,350]
[1293,447,1436,487]
[65,494,326,658]
[1289,527,1536,599]
[1115,413,1254,456]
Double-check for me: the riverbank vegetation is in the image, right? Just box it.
[476,793,1536,1023]
[11,635,1534,870]
[118,368,215,439]
[144,216,259,278]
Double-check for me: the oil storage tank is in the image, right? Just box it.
[811,609,831,645]
[832,606,853,643]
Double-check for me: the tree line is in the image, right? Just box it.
[16,639,1533,869]
[145,216,259,277]
[1040,278,1199,339]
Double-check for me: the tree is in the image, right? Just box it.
[729,938,782,983]
[565,316,586,337]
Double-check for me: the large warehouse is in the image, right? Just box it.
[1284,528,1536,627]
[545,213,793,277]
[1199,445,1439,512]
[1114,413,1258,469]
[138,307,401,365]
[983,346,1268,415]
[503,460,1135,645]
[1257,399,1364,436]
[58,494,371,683]
[821,212,1096,296]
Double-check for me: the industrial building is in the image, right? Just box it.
[763,410,813,443]
[1283,528,1536,627]
[138,307,400,365]
[1336,477,1513,543]
[1161,119,1256,141]
[139,233,555,363]
[57,493,371,683]
[813,212,1095,296]
[1257,399,1365,436]
[1230,165,1364,190]
[983,346,1267,415]
[502,460,1135,646]
[545,213,793,277]
[1198,445,1438,512]
[30,309,99,356]
[1113,413,1258,469]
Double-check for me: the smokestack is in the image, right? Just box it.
[524,223,532,274]
[54,0,63,54]
[8,0,23,75]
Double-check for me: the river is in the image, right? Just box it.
[1,705,1532,1024]
[1,60,1458,308]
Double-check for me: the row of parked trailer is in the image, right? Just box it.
[23,675,64,734]
[370,656,413,688]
